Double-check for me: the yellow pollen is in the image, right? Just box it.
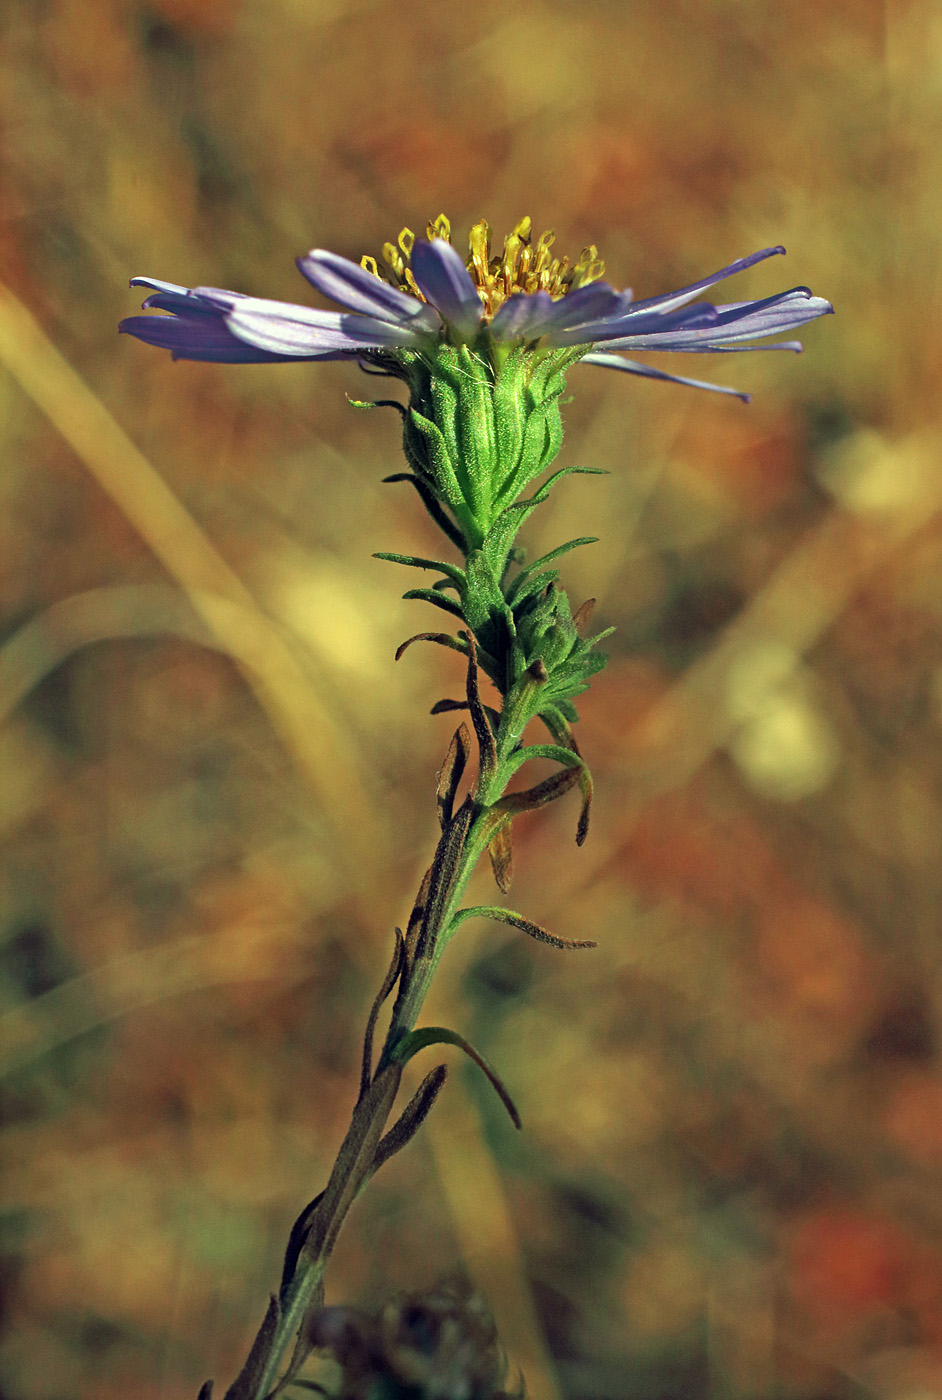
[359,215,606,321]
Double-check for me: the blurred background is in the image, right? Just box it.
[1,1,940,1396]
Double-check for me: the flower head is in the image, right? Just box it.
[120,214,832,401]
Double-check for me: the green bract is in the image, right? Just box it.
[369,339,612,739]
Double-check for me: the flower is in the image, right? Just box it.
[120,215,832,401]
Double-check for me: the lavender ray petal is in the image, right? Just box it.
[298,250,441,331]
[141,292,224,316]
[119,313,333,363]
[623,247,788,314]
[190,286,253,310]
[545,301,720,348]
[581,351,751,401]
[595,293,832,352]
[527,281,627,333]
[410,239,483,339]
[488,290,558,341]
[130,276,194,296]
[226,303,421,356]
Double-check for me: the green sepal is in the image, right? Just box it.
[403,406,469,529]
[453,348,498,522]
[490,346,527,489]
[389,1025,521,1129]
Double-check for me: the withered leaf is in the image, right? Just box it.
[436,723,471,829]
[371,1064,448,1174]
[488,822,514,893]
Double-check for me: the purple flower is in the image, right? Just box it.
[120,216,832,401]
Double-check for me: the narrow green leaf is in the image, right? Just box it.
[373,552,466,587]
[395,631,469,663]
[482,469,606,578]
[449,905,596,949]
[536,711,593,846]
[402,588,465,620]
[503,742,585,780]
[390,1025,521,1129]
[404,407,464,515]
[507,538,597,603]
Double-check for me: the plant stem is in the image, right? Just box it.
[245,706,528,1400]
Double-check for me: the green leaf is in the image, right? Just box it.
[395,631,469,663]
[463,548,512,641]
[374,551,466,587]
[508,568,561,612]
[482,467,606,576]
[402,588,465,621]
[506,537,598,603]
[532,715,594,846]
[503,742,585,781]
[449,905,596,950]
[390,1025,521,1129]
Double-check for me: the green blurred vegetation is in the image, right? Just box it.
[1,1,941,1397]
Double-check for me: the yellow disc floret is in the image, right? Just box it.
[361,215,605,320]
